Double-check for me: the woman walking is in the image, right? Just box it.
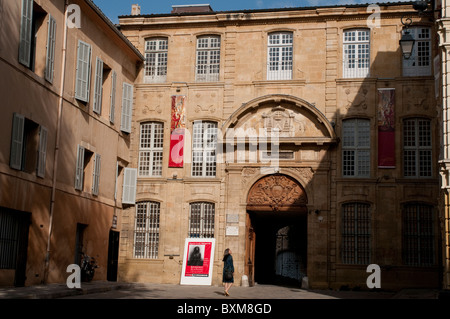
[222,248,234,296]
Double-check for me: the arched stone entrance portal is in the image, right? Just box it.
[245,174,308,287]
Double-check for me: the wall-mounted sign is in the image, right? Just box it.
[180,238,215,285]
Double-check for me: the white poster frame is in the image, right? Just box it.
[180,238,216,285]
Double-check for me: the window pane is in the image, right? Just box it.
[343,29,370,78]
[139,122,164,177]
[342,203,371,264]
[189,202,215,238]
[134,202,160,259]
[342,119,370,177]
[403,204,434,266]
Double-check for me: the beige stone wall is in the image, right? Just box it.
[117,4,441,290]
[119,6,439,289]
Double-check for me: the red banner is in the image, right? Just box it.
[377,89,395,168]
[169,96,186,168]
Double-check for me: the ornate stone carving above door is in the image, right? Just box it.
[247,174,307,211]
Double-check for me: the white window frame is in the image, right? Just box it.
[343,29,370,78]
[196,35,221,82]
[189,202,215,238]
[403,118,432,178]
[138,122,164,177]
[191,121,217,177]
[144,38,168,83]
[342,118,370,177]
[133,201,160,259]
[120,83,133,133]
[93,57,103,114]
[18,0,33,67]
[44,14,56,83]
[267,32,293,80]
[402,27,431,77]
[74,40,92,102]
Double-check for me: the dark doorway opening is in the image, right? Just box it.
[107,230,120,281]
[249,210,307,287]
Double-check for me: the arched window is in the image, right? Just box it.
[342,118,370,177]
[402,203,435,266]
[189,202,215,238]
[134,201,160,259]
[144,38,168,83]
[403,118,432,178]
[343,29,370,78]
[138,121,164,177]
[196,35,221,82]
[341,202,371,264]
[267,31,293,80]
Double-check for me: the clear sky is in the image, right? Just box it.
[91,0,412,24]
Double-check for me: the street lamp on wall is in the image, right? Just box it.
[399,17,415,60]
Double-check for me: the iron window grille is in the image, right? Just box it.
[189,202,215,238]
[134,201,160,259]
[402,203,435,266]
[342,202,371,264]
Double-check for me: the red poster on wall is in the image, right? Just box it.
[377,89,395,168]
[169,96,186,168]
[184,241,212,277]
[180,238,216,285]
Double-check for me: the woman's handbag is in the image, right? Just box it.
[224,269,233,280]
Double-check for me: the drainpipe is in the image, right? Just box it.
[44,0,69,284]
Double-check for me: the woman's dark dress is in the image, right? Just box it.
[222,254,234,283]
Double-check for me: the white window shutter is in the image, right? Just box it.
[37,126,48,178]
[122,167,137,204]
[120,83,133,133]
[110,70,117,123]
[74,145,85,190]
[10,113,25,170]
[45,15,57,83]
[19,0,33,67]
[92,153,101,195]
[93,57,103,114]
[75,40,91,102]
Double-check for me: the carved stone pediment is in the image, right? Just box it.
[262,106,295,137]
[247,174,307,211]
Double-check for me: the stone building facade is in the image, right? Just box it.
[117,2,442,290]
[0,0,143,286]
[438,0,450,292]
